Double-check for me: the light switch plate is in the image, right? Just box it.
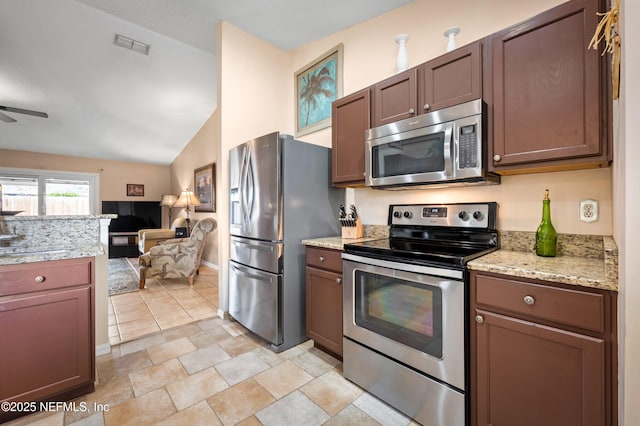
[579,199,598,222]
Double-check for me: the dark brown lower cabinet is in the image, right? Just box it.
[305,247,343,358]
[470,271,616,426]
[0,257,95,422]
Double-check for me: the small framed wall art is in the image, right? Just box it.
[295,43,343,137]
[194,163,215,212]
[126,183,144,197]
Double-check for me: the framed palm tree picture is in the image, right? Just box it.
[295,44,343,137]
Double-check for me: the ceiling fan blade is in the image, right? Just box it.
[0,105,48,118]
[0,111,17,123]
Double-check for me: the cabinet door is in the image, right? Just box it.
[420,41,482,114]
[490,0,605,171]
[0,286,93,403]
[372,68,418,127]
[332,88,370,186]
[473,309,605,426]
[306,266,343,357]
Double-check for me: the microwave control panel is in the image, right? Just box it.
[458,124,478,169]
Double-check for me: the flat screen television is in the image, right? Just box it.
[102,201,161,233]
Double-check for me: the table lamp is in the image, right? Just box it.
[159,194,178,227]
[173,189,201,234]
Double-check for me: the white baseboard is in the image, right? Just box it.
[96,343,111,356]
[202,259,219,270]
[218,309,230,320]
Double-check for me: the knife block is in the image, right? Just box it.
[341,217,364,239]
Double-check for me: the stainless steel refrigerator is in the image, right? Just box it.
[228,131,344,352]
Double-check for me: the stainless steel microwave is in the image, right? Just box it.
[365,99,499,189]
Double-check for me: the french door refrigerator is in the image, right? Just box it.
[229,131,344,352]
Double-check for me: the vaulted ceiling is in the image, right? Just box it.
[0,0,413,165]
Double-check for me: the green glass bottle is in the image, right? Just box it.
[536,189,557,257]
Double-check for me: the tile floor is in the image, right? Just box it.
[6,261,418,425]
[108,260,219,345]
[7,317,418,426]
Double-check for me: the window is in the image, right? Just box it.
[0,168,99,216]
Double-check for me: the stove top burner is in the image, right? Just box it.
[344,238,497,268]
[344,202,499,269]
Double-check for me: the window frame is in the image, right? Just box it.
[0,167,99,216]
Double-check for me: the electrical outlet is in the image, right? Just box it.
[579,199,598,223]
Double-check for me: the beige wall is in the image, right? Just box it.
[288,0,612,236]
[216,21,291,312]
[616,1,639,424]
[170,111,219,266]
[0,148,171,204]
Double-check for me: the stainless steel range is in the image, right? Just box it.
[342,202,498,426]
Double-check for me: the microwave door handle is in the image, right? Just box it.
[443,124,455,179]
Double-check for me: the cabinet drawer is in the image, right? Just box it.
[306,247,342,273]
[0,258,93,297]
[474,273,605,333]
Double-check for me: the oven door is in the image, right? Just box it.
[343,254,465,390]
[365,121,454,188]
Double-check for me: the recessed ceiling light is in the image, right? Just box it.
[113,33,151,55]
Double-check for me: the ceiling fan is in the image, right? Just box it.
[0,105,48,123]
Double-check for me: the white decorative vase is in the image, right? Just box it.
[444,27,460,52]
[395,34,409,73]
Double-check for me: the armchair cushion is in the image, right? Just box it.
[138,217,190,254]
[139,218,216,288]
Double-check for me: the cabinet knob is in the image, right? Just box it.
[34,275,45,283]
[336,277,342,284]
[423,103,430,111]
[408,108,415,115]
[475,315,484,324]
[493,154,502,162]
[319,256,325,262]
[523,295,535,306]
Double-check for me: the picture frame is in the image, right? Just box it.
[194,163,215,212]
[295,43,343,137]
[126,183,144,197]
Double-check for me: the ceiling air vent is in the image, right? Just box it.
[113,33,151,55]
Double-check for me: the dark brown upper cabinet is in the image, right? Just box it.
[372,68,418,127]
[419,40,482,114]
[331,88,371,186]
[489,0,610,173]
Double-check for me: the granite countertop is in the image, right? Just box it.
[301,225,389,250]
[468,233,618,292]
[303,227,618,292]
[0,214,116,221]
[0,244,105,266]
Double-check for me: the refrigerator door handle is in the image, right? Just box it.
[240,144,255,229]
[234,240,274,251]
[229,262,269,281]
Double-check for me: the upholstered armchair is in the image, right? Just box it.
[138,218,216,289]
[138,217,193,254]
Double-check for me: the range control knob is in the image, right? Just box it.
[473,211,484,221]
[458,211,469,221]
[393,211,402,219]
[403,211,413,219]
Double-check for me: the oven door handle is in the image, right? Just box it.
[341,253,463,280]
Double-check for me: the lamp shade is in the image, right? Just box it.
[173,189,201,208]
[159,194,178,207]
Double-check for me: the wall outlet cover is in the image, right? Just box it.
[579,199,598,223]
